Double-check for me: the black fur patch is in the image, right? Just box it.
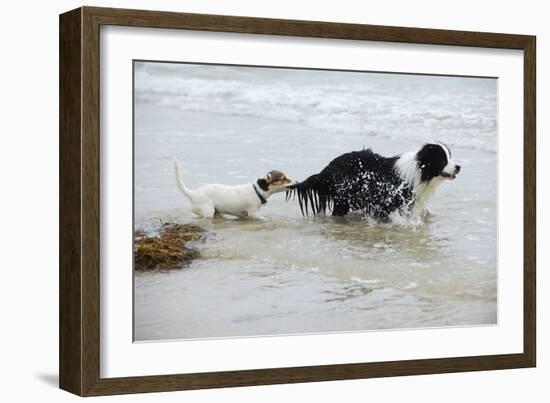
[287,144,453,219]
[416,144,448,182]
[256,178,270,191]
[286,149,415,219]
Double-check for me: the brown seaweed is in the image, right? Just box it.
[134,223,206,270]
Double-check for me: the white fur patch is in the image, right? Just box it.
[436,142,451,162]
[395,151,421,189]
[413,176,444,211]
[395,149,445,214]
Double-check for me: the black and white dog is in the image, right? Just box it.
[286,143,460,220]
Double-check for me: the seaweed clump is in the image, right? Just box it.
[134,223,206,270]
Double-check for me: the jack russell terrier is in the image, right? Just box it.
[174,159,294,219]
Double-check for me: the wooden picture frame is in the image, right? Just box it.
[59,6,536,396]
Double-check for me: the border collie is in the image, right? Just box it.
[286,143,460,220]
[174,159,294,218]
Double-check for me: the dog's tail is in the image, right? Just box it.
[173,158,200,203]
[285,174,332,216]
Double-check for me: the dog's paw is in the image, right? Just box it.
[247,213,266,220]
[422,207,437,219]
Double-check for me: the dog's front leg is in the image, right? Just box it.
[246,209,266,220]
[424,207,436,216]
[421,207,437,220]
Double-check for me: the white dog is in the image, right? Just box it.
[174,159,294,218]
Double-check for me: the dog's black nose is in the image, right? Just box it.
[455,165,461,173]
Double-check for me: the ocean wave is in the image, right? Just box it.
[135,63,497,153]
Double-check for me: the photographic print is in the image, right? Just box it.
[133,61,497,342]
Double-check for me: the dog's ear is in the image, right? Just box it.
[265,172,273,183]
[257,178,270,191]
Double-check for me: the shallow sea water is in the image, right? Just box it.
[133,63,497,341]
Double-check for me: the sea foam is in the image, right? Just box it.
[135,62,497,153]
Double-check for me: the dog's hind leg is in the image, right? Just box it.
[332,199,349,216]
[192,201,216,218]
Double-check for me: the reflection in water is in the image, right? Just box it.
[317,215,444,258]
[323,283,374,303]
[135,196,497,341]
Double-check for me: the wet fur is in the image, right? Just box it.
[286,144,459,220]
[174,159,293,219]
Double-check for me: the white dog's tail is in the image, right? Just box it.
[174,158,200,202]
